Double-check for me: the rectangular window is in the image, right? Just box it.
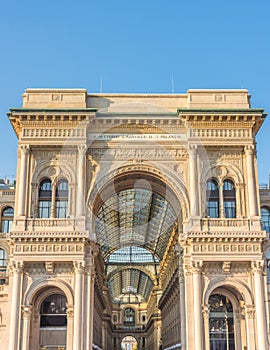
[39,201,51,218]
[56,201,68,218]
[1,220,12,233]
[224,201,235,218]
[207,201,219,218]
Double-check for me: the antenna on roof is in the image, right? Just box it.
[171,72,175,94]
[100,73,103,93]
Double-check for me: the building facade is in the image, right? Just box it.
[0,88,269,350]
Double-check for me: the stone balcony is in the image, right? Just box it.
[183,217,265,238]
[11,218,87,234]
[26,218,76,231]
[201,217,262,232]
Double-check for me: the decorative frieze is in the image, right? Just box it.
[88,147,188,160]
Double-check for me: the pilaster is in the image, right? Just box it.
[8,261,24,350]
[245,145,258,217]
[73,261,85,350]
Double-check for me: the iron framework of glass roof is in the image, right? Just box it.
[96,188,178,304]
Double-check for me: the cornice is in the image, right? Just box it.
[9,231,87,239]
[183,233,265,241]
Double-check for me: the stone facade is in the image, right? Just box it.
[0,88,269,349]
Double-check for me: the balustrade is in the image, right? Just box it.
[201,218,254,231]
[26,218,76,230]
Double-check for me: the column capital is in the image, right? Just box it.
[21,305,32,320]
[66,304,74,318]
[73,260,85,274]
[188,144,198,154]
[191,260,203,273]
[19,144,30,156]
[9,261,24,274]
[202,305,210,319]
[78,144,87,155]
[244,304,255,319]
[251,260,264,274]
[245,144,255,155]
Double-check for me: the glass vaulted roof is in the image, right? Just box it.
[96,187,178,304]
[108,246,159,264]
[108,268,154,304]
[96,188,177,259]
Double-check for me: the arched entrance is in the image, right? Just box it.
[90,169,184,349]
[27,286,70,350]
[209,294,235,350]
[121,336,138,350]
[39,293,67,349]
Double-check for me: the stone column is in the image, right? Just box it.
[252,261,268,349]
[245,146,258,217]
[219,184,224,218]
[235,183,243,217]
[244,305,256,350]
[192,261,204,350]
[76,145,87,217]
[85,266,96,349]
[189,145,199,217]
[50,183,56,218]
[202,306,210,350]
[234,310,242,350]
[176,245,186,350]
[66,305,74,350]
[17,145,30,216]
[21,305,32,350]
[8,261,24,350]
[73,261,85,350]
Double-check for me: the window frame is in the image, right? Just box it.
[206,179,219,218]
[38,179,52,218]
[38,178,69,219]
[1,206,14,233]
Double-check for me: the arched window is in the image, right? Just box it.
[56,180,68,218]
[1,206,14,233]
[223,180,236,218]
[209,294,235,350]
[124,307,135,327]
[40,293,67,349]
[38,179,52,218]
[206,179,219,218]
[261,207,270,233]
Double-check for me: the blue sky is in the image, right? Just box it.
[1,0,270,184]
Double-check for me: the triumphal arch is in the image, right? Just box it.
[1,88,269,349]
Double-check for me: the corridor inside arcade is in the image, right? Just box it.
[92,172,182,350]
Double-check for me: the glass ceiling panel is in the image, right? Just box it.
[96,188,177,259]
[108,246,159,264]
[108,268,154,304]
[96,187,178,304]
